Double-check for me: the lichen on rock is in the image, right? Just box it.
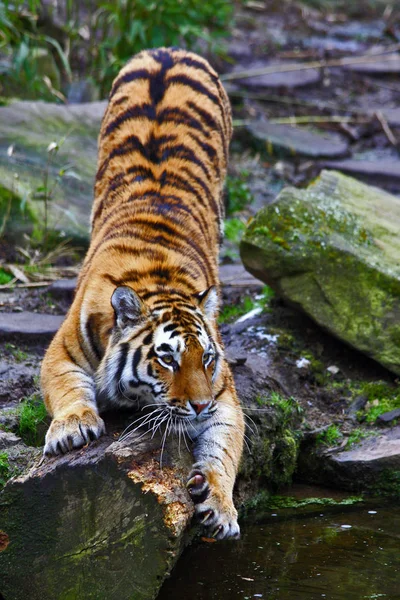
[241,170,400,375]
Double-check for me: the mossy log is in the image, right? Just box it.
[0,429,194,600]
[0,356,302,600]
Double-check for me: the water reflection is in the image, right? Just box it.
[158,506,400,600]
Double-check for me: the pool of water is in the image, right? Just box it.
[158,503,400,600]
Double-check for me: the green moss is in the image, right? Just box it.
[0,452,12,487]
[226,171,254,215]
[224,217,246,243]
[242,491,363,516]
[268,392,303,422]
[0,268,13,285]
[17,394,49,447]
[345,428,374,448]
[316,424,342,447]
[372,470,400,497]
[351,381,400,423]
[219,284,275,324]
[4,343,28,363]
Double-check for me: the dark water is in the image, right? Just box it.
[158,504,400,600]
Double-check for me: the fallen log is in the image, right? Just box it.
[0,351,302,600]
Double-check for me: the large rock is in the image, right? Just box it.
[298,425,400,496]
[0,101,106,242]
[240,170,400,375]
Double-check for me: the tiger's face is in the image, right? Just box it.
[96,285,222,423]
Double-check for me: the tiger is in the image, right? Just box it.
[41,47,245,540]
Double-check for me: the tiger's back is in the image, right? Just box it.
[82,47,231,297]
[41,48,244,541]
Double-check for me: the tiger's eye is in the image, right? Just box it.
[162,355,173,364]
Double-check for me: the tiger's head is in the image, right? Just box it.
[96,285,223,424]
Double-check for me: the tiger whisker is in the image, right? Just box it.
[119,410,163,442]
[150,412,169,439]
[159,414,172,469]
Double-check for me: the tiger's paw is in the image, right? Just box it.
[44,408,105,456]
[187,468,240,540]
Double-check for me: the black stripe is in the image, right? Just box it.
[96,133,177,181]
[86,315,103,362]
[179,56,218,83]
[159,142,211,180]
[157,106,210,138]
[77,327,95,369]
[188,100,227,164]
[158,343,173,352]
[166,74,221,109]
[103,104,156,138]
[115,343,129,383]
[180,165,220,217]
[110,68,151,98]
[188,100,220,135]
[62,339,86,371]
[132,347,142,380]
[188,132,220,176]
[143,332,153,345]
[149,49,173,105]
[164,324,176,332]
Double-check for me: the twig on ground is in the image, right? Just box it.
[375,111,399,147]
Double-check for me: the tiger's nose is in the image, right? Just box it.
[190,401,210,415]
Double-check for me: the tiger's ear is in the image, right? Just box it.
[111,286,144,329]
[195,286,219,320]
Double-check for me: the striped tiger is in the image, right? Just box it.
[41,47,245,539]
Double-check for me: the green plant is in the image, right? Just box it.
[4,343,28,362]
[18,394,49,446]
[218,285,274,323]
[316,424,342,447]
[268,392,303,420]
[90,0,233,96]
[0,0,71,100]
[345,428,373,449]
[0,451,11,487]
[226,171,253,215]
[0,268,13,285]
[224,217,246,243]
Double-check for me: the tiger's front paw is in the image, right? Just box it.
[187,468,240,540]
[44,407,105,456]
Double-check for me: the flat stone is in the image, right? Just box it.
[0,312,64,342]
[231,60,320,88]
[0,431,21,449]
[333,426,400,466]
[323,159,400,183]
[377,408,400,424]
[219,263,263,288]
[48,278,77,301]
[343,52,400,74]
[247,120,348,158]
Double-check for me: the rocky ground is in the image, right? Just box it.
[0,2,400,598]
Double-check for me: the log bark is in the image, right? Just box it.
[0,425,194,600]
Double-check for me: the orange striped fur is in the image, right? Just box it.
[41,48,244,539]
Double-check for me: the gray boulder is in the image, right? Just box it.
[0,101,106,242]
[241,170,400,375]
